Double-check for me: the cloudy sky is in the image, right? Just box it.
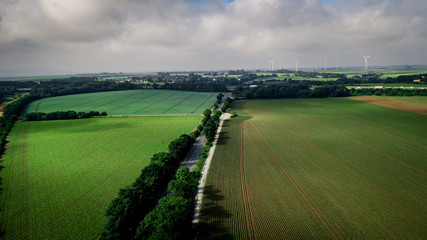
[0,0,426,76]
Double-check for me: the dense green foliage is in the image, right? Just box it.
[0,116,201,240]
[0,81,36,102]
[101,134,195,240]
[24,90,219,116]
[31,79,139,97]
[159,79,226,92]
[233,84,350,99]
[24,110,107,121]
[135,168,199,240]
[349,88,427,96]
[221,98,233,112]
[0,95,40,156]
[203,110,221,143]
[199,99,426,239]
[335,73,427,84]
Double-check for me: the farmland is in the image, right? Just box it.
[0,116,202,239]
[23,89,218,116]
[198,98,426,239]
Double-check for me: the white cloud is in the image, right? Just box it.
[0,0,426,76]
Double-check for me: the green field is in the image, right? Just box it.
[198,98,426,239]
[328,69,427,79]
[0,116,201,239]
[23,90,218,116]
[347,83,426,88]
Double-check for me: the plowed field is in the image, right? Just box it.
[348,96,427,115]
[198,98,426,239]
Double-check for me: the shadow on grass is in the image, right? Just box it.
[194,185,234,240]
[216,129,230,146]
[216,116,252,146]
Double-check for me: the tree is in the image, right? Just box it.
[135,196,193,240]
[203,108,211,117]
[168,168,199,199]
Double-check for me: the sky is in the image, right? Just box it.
[0,0,426,76]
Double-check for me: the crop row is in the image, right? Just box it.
[198,98,426,239]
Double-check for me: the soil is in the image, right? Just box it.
[347,96,427,115]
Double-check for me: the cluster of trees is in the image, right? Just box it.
[296,72,347,79]
[202,109,222,143]
[159,80,226,92]
[335,74,426,85]
[0,81,37,102]
[349,88,427,96]
[101,134,195,240]
[133,100,226,239]
[135,167,199,239]
[0,95,40,155]
[221,98,233,112]
[24,111,107,121]
[31,80,140,98]
[234,83,350,99]
[212,93,224,109]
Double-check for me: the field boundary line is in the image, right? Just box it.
[245,121,343,240]
[192,114,226,226]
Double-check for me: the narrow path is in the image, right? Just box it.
[181,134,207,170]
[191,112,230,225]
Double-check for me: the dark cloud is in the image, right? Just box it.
[0,0,426,76]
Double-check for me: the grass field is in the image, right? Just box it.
[198,98,426,239]
[23,90,218,116]
[0,116,201,239]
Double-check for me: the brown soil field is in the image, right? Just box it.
[347,96,427,115]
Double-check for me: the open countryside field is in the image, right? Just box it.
[198,98,426,239]
[349,96,427,115]
[23,89,218,116]
[0,116,202,239]
[349,83,426,88]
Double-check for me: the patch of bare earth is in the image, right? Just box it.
[347,96,427,115]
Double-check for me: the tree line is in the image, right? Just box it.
[158,80,226,92]
[101,99,224,239]
[134,103,224,239]
[0,94,40,156]
[24,111,107,121]
[101,134,196,239]
[349,88,427,96]
[135,167,200,239]
[233,83,350,99]
[31,80,141,98]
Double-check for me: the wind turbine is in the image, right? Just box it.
[336,56,339,71]
[324,56,327,71]
[295,58,299,72]
[363,55,370,70]
[269,59,276,72]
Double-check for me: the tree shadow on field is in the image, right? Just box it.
[216,129,230,146]
[194,185,235,240]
